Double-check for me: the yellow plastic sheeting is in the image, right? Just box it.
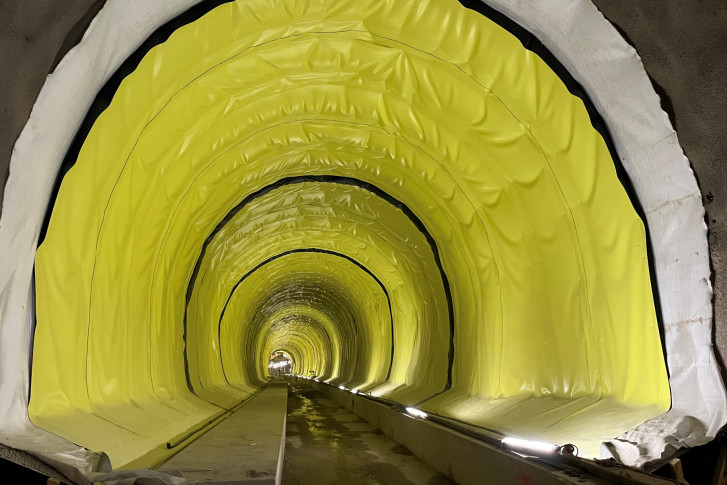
[246,257,392,387]
[32,0,669,468]
[218,257,390,390]
[187,182,448,406]
[232,257,389,390]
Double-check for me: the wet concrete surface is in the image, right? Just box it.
[283,382,454,485]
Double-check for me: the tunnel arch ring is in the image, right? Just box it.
[0,0,722,474]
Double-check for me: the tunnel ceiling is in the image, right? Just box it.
[26,0,671,470]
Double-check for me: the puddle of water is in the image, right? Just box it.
[283,382,455,485]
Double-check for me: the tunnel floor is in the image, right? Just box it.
[283,382,455,485]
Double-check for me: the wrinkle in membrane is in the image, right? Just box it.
[31,0,669,468]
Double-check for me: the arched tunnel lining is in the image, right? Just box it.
[185,176,454,396]
[185,176,451,406]
[24,0,672,470]
[215,247,396,385]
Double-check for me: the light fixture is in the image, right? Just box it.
[338,385,346,391]
[350,389,359,394]
[405,407,428,419]
[501,437,558,454]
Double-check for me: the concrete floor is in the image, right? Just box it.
[283,383,454,485]
[162,381,288,485]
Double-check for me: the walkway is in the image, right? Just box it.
[162,381,287,484]
[283,382,455,485]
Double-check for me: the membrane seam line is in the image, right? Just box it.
[184,176,454,396]
[216,248,395,387]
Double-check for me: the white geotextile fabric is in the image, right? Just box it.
[0,0,201,481]
[0,0,723,477]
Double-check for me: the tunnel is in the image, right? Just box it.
[0,0,725,483]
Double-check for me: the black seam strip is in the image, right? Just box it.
[32,0,666,406]
[219,247,394,388]
[184,176,455,397]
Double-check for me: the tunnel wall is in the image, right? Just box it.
[0,0,724,476]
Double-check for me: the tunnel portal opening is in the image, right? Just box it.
[268,351,294,377]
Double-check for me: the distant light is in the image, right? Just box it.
[267,360,291,370]
[351,389,359,395]
[405,407,428,419]
[314,378,320,382]
[338,385,346,391]
[501,437,558,454]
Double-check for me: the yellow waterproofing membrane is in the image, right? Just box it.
[31,0,670,469]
